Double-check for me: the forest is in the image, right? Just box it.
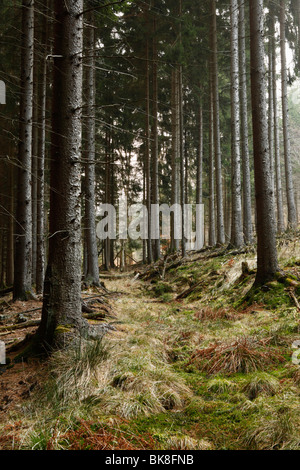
[0,0,300,453]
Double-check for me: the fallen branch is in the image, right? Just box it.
[176,280,204,300]
[0,287,13,297]
[16,307,42,315]
[0,320,41,334]
[289,289,300,312]
[99,272,136,279]
[0,309,117,336]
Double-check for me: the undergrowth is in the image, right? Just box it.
[1,234,299,450]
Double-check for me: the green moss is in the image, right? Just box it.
[282,257,300,268]
[238,281,292,310]
[207,377,238,394]
[152,282,174,298]
[242,372,279,400]
[54,324,74,335]
[160,293,173,303]
[184,397,206,417]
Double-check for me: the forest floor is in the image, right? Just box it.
[0,232,300,450]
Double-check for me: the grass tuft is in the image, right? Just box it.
[194,307,238,321]
[165,435,213,450]
[244,407,300,450]
[188,336,285,375]
[207,377,238,394]
[242,372,279,400]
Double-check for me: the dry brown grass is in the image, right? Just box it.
[47,419,158,450]
[194,307,238,321]
[188,336,285,375]
[165,435,213,450]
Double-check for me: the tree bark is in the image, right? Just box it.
[239,0,253,244]
[84,10,100,286]
[270,7,285,233]
[209,87,216,247]
[37,0,87,348]
[171,68,180,252]
[36,0,48,294]
[13,0,34,300]
[179,64,186,257]
[151,9,160,261]
[230,0,244,249]
[31,42,38,287]
[145,15,152,263]
[211,0,225,246]
[249,0,279,284]
[195,101,203,250]
[280,0,297,228]
[6,159,14,287]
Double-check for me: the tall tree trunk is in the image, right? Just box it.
[268,16,275,199]
[280,0,297,228]
[239,0,253,244]
[145,19,152,263]
[37,0,87,348]
[0,165,5,287]
[249,0,278,284]
[270,7,285,233]
[104,130,110,271]
[211,0,225,245]
[230,0,244,248]
[178,0,185,257]
[36,5,48,294]
[151,8,160,261]
[225,176,231,242]
[109,134,115,269]
[179,65,186,257]
[32,43,38,287]
[6,160,14,287]
[84,10,100,286]
[298,0,300,66]
[142,160,147,264]
[13,0,34,300]
[171,68,180,252]
[195,101,203,250]
[209,88,216,247]
[196,103,203,207]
